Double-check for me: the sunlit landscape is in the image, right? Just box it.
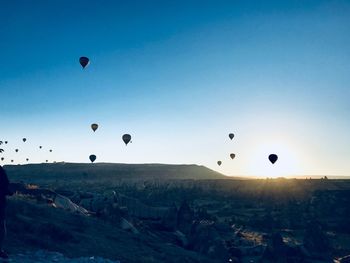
[1,1,350,262]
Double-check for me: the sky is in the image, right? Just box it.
[0,0,350,177]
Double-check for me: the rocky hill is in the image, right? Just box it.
[5,163,227,185]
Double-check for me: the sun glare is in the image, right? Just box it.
[247,141,301,178]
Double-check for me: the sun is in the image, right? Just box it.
[247,141,301,178]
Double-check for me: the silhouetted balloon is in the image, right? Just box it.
[269,154,278,164]
[229,133,234,140]
[46,160,48,163]
[11,160,13,163]
[89,154,96,163]
[91,123,98,132]
[49,149,52,152]
[79,57,90,69]
[39,146,42,149]
[1,157,4,161]
[217,161,222,166]
[15,149,18,152]
[0,141,2,145]
[0,149,3,153]
[26,158,29,162]
[122,134,131,145]
[23,138,26,142]
[4,141,8,144]
[230,153,236,160]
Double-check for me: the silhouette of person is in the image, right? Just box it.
[0,165,10,259]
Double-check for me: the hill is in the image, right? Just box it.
[4,162,228,185]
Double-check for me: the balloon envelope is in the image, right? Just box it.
[122,134,132,145]
[230,153,236,159]
[26,158,29,161]
[1,157,4,161]
[217,161,222,166]
[39,146,42,149]
[79,57,90,68]
[4,141,7,144]
[269,154,278,164]
[23,138,26,142]
[49,150,52,152]
[89,154,96,163]
[91,123,98,132]
[229,133,234,140]
[15,149,18,152]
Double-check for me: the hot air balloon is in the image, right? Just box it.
[122,134,131,145]
[217,161,222,166]
[1,157,4,161]
[0,141,2,145]
[26,158,29,162]
[0,149,3,153]
[23,138,26,142]
[49,149,52,152]
[4,141,8,144]
[79,57,90,69]
[230,153,236,160]
[11,160,14,163]
[229,133,234,140]
[89,154,96,163]
[91,123,98,132]
[46,160,48,163]
[15,149,19,153]
[39,146,42,149]
[269,154,278,164]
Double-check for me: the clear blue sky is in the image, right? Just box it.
[1,0,349,176]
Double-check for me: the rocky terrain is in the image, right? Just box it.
[8,250,120,263]
[3,164,350,262]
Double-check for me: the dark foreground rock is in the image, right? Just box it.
[9,250,120,263]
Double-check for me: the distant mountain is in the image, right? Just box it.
[5,163,228,184]
[266,175,350,180]
[325,176,350,179]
